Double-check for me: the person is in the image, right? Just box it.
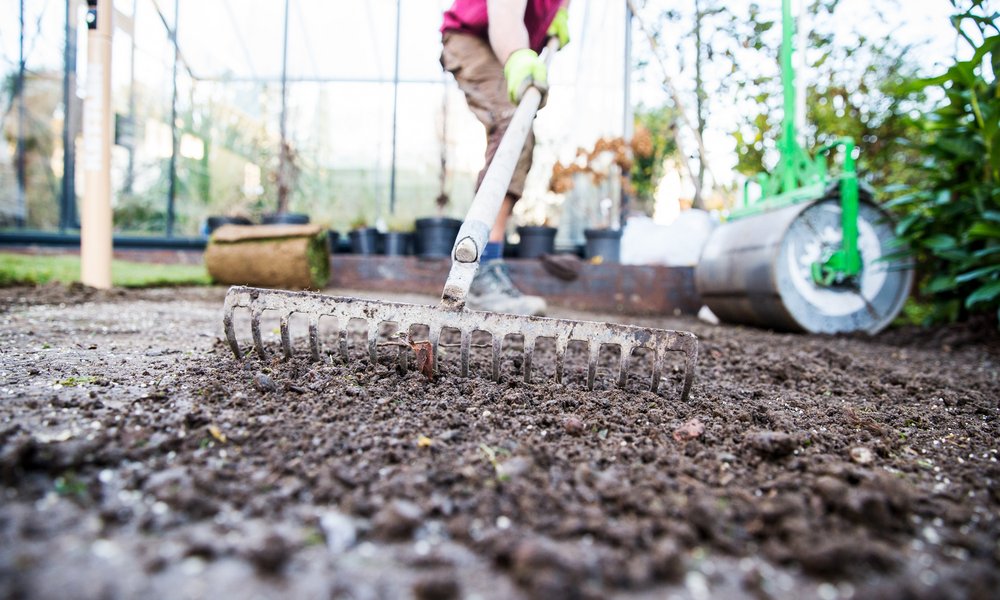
[440,0,570,316]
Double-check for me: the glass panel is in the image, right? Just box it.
[1,0,67,230]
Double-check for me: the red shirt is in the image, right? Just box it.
[441,0,563,53]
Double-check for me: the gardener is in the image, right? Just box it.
[440,0,570,316]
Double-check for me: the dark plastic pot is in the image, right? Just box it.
[327,230,340,254]
[584,228,622,263]
[415,217,462,258]
[204,215,252,235]
[261,212,310,225]
[382,232,412,256]
[517,226,557,259]
[349,227,380,255]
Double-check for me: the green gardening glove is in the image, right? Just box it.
[547,6,570,49]
[503,48,548,105]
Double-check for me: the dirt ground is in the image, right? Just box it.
[1,283,997,599]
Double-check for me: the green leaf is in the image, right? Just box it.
[923,234,958,250]
[965,280,1000,307]
[925,275,957,294]
[956,264,1000,283]
[895,212,921,236]
[882,192,920,209]
[969,221,1000,239]
[973,246,1000,258]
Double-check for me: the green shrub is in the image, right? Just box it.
[888,3,999,324]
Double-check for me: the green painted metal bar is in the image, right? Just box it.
[811,137,862,284]
[780,0,797,194]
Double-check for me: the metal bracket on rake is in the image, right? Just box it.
[223,286,698,401]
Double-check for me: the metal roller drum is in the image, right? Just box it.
[696,198,913,334]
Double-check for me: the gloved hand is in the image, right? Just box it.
[547,6,570,49]
[503,48,548,104]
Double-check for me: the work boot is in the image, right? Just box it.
[467,261,547,316]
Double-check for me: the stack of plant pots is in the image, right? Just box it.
[349,227,380,255]
[584,228,622,263]
[517,226,558,259]
[414,217,462,258]
[382,232,413,256]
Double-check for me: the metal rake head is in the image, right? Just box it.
[223,286,698,401]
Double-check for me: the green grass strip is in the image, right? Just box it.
[0,252,212,288]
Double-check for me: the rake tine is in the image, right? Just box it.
[427,326,441,375]
[650,348,663,393]
[460,329,472,377]
[367,322,378,365]
[339,318,350,362]
[428,327,441,376]
[671,335,699,402]
[308,316,321,362]
[617,344,632,389]
[251,308,267,361]
[279,314,292,360]
[223,302,242,360]
[398,324,409,371]
[491,334,502,382]
[523,336,535,383]
[554,337,566,384]
[586,341,599,390]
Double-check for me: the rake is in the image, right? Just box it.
[222,40,698,401]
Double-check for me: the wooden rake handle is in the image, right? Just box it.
[441,38,561,309]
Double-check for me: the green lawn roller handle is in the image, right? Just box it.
[811,137,862,285]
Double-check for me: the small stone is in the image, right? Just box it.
[850,446,874,464]
[246,532,290,574]
[498,456,533,479]
[372,499,424,540]
[253,373,277,393]
[650,538,685,581]
[563,416,584,436]
[412,572,460,600]
[744,431,800,458]
[320,510,357,553]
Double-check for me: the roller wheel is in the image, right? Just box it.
[696,197,913,334]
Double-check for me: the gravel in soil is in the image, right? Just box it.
[1,284,998,599]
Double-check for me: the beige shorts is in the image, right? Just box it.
[441,32,535,201]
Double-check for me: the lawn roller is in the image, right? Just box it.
[222,40,699,401]
[695,0,913,334]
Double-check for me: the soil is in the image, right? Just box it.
[1,283,998,599]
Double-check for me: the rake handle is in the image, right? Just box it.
[441,38,560,309]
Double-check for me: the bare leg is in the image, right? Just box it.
[490,194,516,243]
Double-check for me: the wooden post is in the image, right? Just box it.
[81,0,112,289]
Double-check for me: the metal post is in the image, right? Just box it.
[388,0,401,214]
[124,0,138,194]
[166,0,180,236]
[81,0,113,288]
[780,0,797,193]
[622,1,632,139]
[16,0,26,228]
[61,0,79,232]
[620,1,633,220]
[277,0,290,214]
[693,0,705,208]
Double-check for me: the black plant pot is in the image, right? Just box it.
[415,217,462,258]
[262,212,310,225]
[204,215,252,235]
[349,227,380,255]
[517,226,557,259]
[382,232,413,256]
[327,230,341,254]
[584,228,622,263]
